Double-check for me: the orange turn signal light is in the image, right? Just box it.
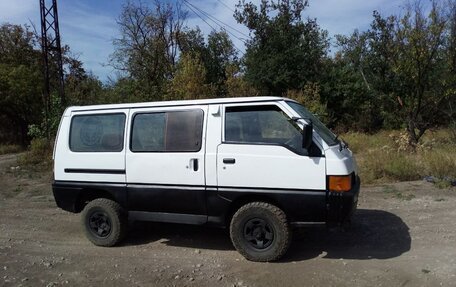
[329,175,352,192]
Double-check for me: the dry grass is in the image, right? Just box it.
[0,144,22,155]
[342,129,456,185]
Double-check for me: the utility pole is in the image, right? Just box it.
[39,0,65,137]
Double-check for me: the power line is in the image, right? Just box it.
[183,1,244,54]
[199,6,250,40]
[186,0,249,39]
[216,0,235,13]
[182,1,217,32]
[183,0,249,41]
[182,0,245,55]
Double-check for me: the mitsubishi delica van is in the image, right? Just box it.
[52,96,360,262]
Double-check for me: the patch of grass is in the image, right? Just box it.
[425,129,456,146]
[434,179,453,189]
[383,154,420,181]
[396,193,416,201]
[382,185,399,194]
[382,185,415,200]
[0,144,22,155]
[422,150,456,179]
[356,149,421,184]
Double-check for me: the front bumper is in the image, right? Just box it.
[327,175,360,224]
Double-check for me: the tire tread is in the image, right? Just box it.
[230,202,291,262]
[81,198,127,247]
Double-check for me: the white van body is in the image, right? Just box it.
[52,97,360,261]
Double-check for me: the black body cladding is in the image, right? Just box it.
[52,176,360,227]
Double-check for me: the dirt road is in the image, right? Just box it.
[1,153,455,286]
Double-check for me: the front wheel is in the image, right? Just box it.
[230,202,291,262]
[81,198,127,247]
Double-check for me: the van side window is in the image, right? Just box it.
[225,105,305,152]
[70,113,126,152]
[131,109,204,152]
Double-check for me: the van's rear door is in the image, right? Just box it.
[125,105,208,217]
[54,109,129,184]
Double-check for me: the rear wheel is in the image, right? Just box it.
[81,198,127,246]
[230,202,291,262]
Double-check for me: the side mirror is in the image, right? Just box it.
[302,123,313,150]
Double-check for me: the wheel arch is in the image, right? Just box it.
[75,188,116,213]
[225,194,287,227]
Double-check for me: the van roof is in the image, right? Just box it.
[65,96,294,115]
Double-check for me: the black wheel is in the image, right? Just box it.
[230,202,291,262]
[81,198,127,247]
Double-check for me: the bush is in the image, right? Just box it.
[18,138,53,167]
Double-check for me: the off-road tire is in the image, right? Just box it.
[81,198,127,247]
[230,202,291,262]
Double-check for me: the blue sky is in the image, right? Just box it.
[0,0,405,82]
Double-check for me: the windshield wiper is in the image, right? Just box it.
[338,138,349,151]
[291,116,312,124]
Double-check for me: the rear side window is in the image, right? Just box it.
[70,113,126,152]
[131,109,204,152]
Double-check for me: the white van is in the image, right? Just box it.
[52,96,360,262]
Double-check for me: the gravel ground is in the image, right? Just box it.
[1,153,455,287]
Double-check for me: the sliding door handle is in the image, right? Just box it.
[223,158,236,164]
[191,158,199,171]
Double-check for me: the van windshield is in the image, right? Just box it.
[286,101,339,146]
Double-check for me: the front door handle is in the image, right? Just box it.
[223,158,236,164]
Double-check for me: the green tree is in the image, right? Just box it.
[225,62,258,97]
[179,29,238,97]
[105,77,146,103]
[445,1,456,138]
[110,1,186,101]
[392,3,447,144]
[335,1,455,142]
[64,57,105,106]
[0,24,43,145]
[372,2,450,144]
[206,30,238,96]
[178,27,206,57]
[234,0,329,96]
[319,57,375,130]
[167,53,215,100]
[334,29,391,131]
